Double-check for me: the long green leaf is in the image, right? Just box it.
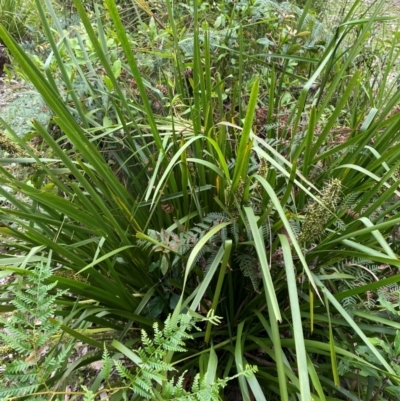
[316,278,395,374]
[253,175,318,293]
[244,207,281,321]
[279,234,311,401]
[231,78,259,194]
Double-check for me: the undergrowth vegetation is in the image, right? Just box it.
[0,0,44,43]
[1,0,400,399]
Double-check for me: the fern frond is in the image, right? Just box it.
[114,359,136,382]
[0,382,40,398]
[0,261,67,399]
[236,253,261,292]
[100,344,113,381]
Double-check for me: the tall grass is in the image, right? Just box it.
[1,0,400,399]
[0,0,32,41]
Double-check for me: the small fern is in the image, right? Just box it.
[109,313,256,400]
[236,253,261,292]
[342,295,357,316]
[0,261,69,399]
[100,343,113,382]
[110,314,195,399]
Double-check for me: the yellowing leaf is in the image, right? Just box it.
[295,31,311,37]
